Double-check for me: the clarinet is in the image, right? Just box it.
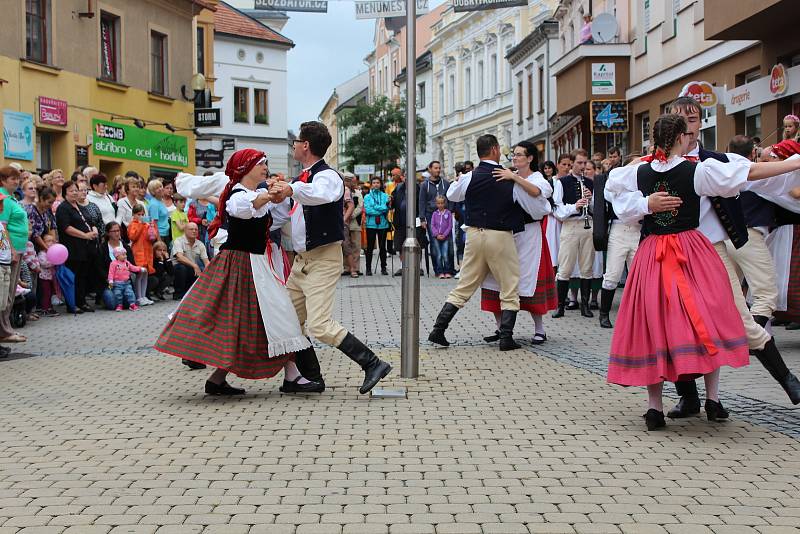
[577,175,591,230]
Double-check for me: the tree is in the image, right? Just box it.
[338,95,426,175]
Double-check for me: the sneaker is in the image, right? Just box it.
[115,305,123,312]
[129,304,139,311]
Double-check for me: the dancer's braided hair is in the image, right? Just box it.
[651,114,687,160]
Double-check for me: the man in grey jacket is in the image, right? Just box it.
[418,161,452,276]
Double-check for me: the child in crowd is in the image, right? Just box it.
[107,247,145,311]
[149,241,174,301]
[170,194,188,242]
[430,195,454,279]
[36,233,59,317]
[17,260,37,321]
[127,204,156,295]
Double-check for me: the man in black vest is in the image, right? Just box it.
[667,98,800,415]
[428,134,541,351]
[270,121,392,395]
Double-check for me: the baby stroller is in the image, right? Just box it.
[10,294,26,329]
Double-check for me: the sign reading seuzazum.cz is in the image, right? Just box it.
[92,119,189,167]
[452,0,527,12]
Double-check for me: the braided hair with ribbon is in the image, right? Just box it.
[208,148,266,238]
[650,114,688,163]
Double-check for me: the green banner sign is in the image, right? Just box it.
[92,119,189,167]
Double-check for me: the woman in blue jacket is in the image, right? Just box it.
[363,176,390,275]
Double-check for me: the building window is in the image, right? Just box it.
[234,86,249,123]
[197,27,205,75]
[254,89,268,124]
[490,54,498,95]
[417,82,426,109]
[26,0,51,63]
[464,67,471,106]
[517,78,523,123]
[384,65,388,93]
[537,65,545,113]
[745,106,761,141]
[640,112,651,148]
[100,12,120,82]
[150,31,168,94]
[477,61,484,101]
[377,70,382,96]
[438,80,444,117]
[527,70,533,119]
[505,45,513,89]
[448,74,455,112]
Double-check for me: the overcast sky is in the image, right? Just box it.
[279,1,446,131]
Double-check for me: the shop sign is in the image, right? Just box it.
[679,81,718,108]
[591,63,616,95]
[590,100,628,134]
[2,110,34,161]
[254,0,328,12]
[75,145,89,167]
[196,148,224,168]
[452,0,527,11]
[354,164,375,175]
[92,119,189,167]
[194,108,221,127]
[38,97,68,126]
[725,63,800,115]
[354,0,428,19]
[221,138,236,151]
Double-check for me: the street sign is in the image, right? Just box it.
[590,100,628,133]
[254,0,328,13]
[354,164,375,175]
[221,138,236,151]
[195,148,224,168]
[194,108,221,127]
[355,0,428,19]
[452,0,527,12]
[75,145,89,168]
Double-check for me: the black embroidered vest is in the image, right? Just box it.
[220,188,272,254]
[637,161,701,235]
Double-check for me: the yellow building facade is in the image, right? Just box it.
[0,0,214,180]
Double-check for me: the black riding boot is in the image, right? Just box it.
[337,332,392,394]
[753,338,800,404]
[580,278,594,318]
[428,302,459,347]
[599,288,615,328]
[293,341,324,385]
[498,310,521,351]
[552,280,569,318]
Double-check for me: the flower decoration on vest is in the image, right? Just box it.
[651,181,680,226]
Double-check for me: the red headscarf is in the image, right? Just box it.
[771,139,800,161]
[208,148,266,238]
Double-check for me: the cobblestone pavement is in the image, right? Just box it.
[2,268,800,533]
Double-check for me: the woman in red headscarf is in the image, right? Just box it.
[155,149,321,395]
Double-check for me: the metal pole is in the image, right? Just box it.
[400,0,420,379]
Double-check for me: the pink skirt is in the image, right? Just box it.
[607,230,749,386]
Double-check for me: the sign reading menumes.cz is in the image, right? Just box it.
[92,119,189,167]
[452,0,527,12]
[354,0,429,19]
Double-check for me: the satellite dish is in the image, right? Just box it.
[591,13,619,44]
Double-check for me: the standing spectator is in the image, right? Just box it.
[430,195,454,278]
[363,177,390,276]
[126,204,156,306]
[591,151,604,169]
[36,233,59,316]
[107,247,144,311]
[26,187,57,251]
[147,179,171,248]
[345,174,363,277]
[20,178,37,209]
[115,176,146,236]
[55,181,96,314]
[102,222,145,305]
[87,173,117,226]
[149,241,173,301]
[0,167,30,343]
[783,114,800,141]
[340,175,358,277]
[45,169,65,212]
[0,193,13,356]
[172,222,208,299]
[17,258,38,321]
[77,181,106,304]
[580,14,593,44]
[418,161,451,276]
[162,181,177,214]
[170,194,188,241]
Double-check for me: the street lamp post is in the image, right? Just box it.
[400,0,420,379]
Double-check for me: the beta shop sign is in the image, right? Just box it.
[679,81,718,108]
[770,63,787,96]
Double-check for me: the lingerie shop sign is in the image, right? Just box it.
[725,63,800,115]
[92,119,189,167]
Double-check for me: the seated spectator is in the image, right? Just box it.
[107,247,144,311]
[172,222,208,300]
[36,233,59,317]
[169,194,188,242]
[126,204,156,307]
[149,241,174,301]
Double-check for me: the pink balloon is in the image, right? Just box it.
[46,243,69,266]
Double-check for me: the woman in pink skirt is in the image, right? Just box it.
[606,114,800,430]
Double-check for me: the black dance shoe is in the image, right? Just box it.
[205,380,246,396]
[483,330,500,343]
[666,396,701,419]
[565,300,579,310]
[599,313,613,329]
[644,409,666,431]
[279,377,325,393]
[79,304,95,313]
[182,359,207,370]
[531,333,547,345]
[705,399,729,422]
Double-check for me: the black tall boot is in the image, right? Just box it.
[599,288,615,328]
[428,302,459,347]
[337,332,392,394]
[579,278,594,318]
[753,315,770,328]
[552,280,569,318]
[498,310,521,351]
[293,341,325,385]
[753,338,800,404]
[667,380,701,418]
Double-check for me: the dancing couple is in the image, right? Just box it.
[155,122,392,396]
